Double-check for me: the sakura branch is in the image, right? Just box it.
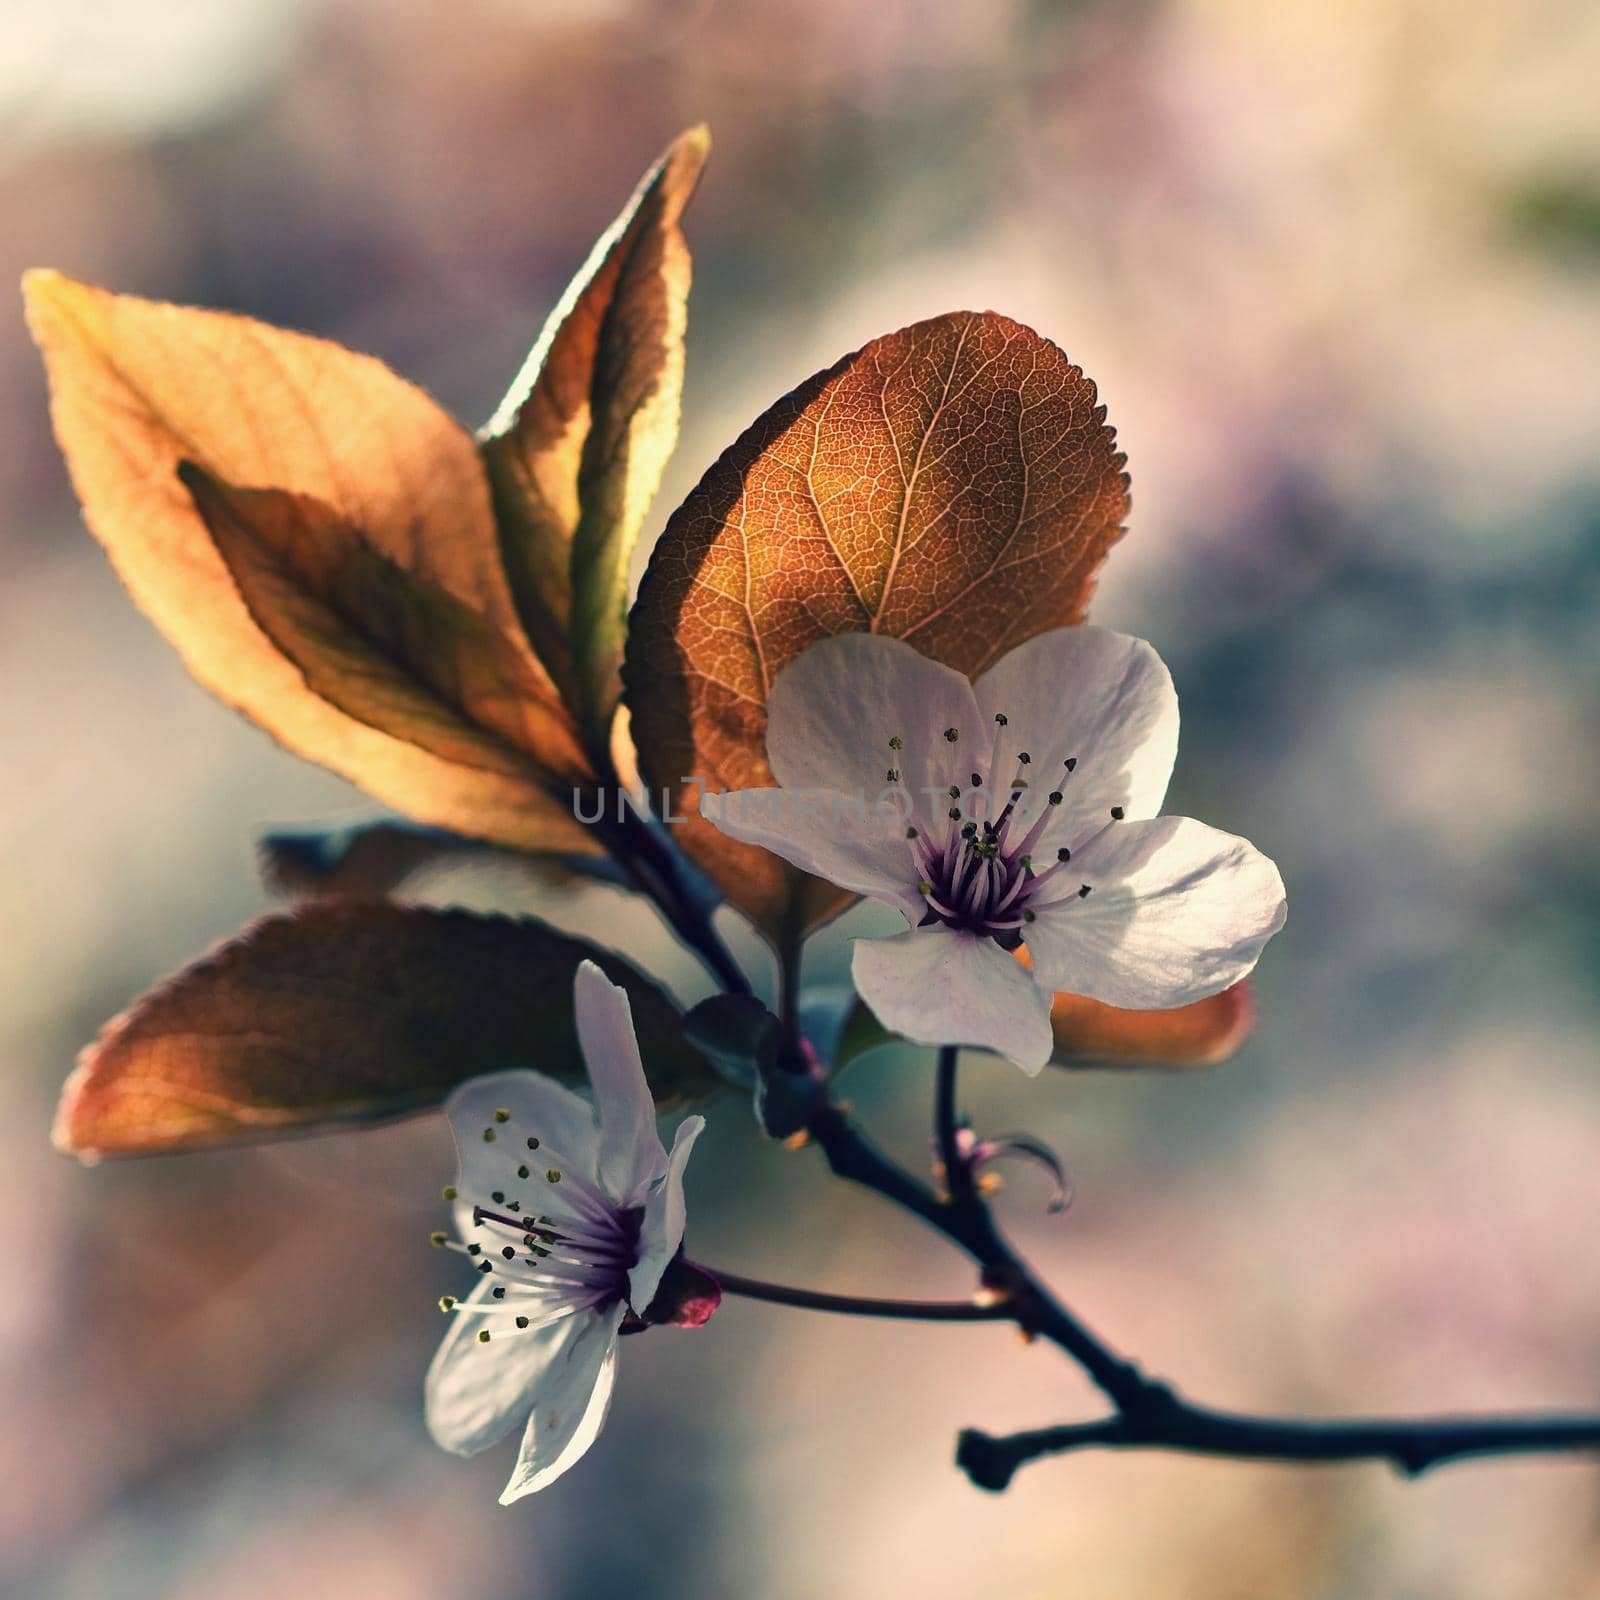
[802,1046,1600,1489]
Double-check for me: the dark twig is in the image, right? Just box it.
[599,800,751,996]
[933,1044,972,1204]
[956,1406,1600,1490]
[806,1096,1600,1487]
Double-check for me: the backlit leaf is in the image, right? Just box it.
[183,466,584,791]
[625,310,1128,940]
[482,126,709,751]
[55,904,720,1159]
[23,271,583,850]
[1048,981,1255,1069]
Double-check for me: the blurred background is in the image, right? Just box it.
[4,0,1600,1595]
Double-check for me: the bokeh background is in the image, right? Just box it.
[5,1,1600,1595]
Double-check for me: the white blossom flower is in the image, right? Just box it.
[426,961,706,1502]
[702,627,1286,1072]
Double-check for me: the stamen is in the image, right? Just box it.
[1110,806,1124,820]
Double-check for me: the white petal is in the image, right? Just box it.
[629,1115,704,1312]
[574,961,667,1204]
[973,627,1178,838]
[764,633,984,821]
[700,786,923,921]
[498,1305,626,1502]
[424,1279,587,1456]
[851,927,1053,1073]
[1021,815,1287,1008]
[446,1069,600,1232]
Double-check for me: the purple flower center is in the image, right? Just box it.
[435,1104,645,1341]
[893,711,1105,947]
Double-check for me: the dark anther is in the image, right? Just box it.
[477,1260,493,1273]
[501,1245,516,1260]
[948,806,962,820]
[1079,884,1092,898]
[516,1316,530,1329]
[970,772,982,787]
[906,826,919,839]
[491,1190,504,1203]
[466,1243,482,1256]
[994,713,1008,726]
[1064,757,1078,772]
[944,727,959,742]
[1018,752,1031,765]
[1110,806,1125,820]
[526,1137,540,1150]
[889,736,903,749]
[1048,791,1063,805]
[886,767,901,783]
[1057,847,1071,862]
[949,785,961,798]
[492,1286,506,1299]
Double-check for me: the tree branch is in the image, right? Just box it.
[805,1103,1157,1414]
[956,1403,1600,1490]
[807,1097,1600,1489]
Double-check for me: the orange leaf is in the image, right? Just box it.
[183,466,579,785]
[1048,983,1255,1068]
[56,904,720,1160]
[625,311,1128,942]
[482,126,709,750]
[23,270,585,850]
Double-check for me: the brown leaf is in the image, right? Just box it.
[625,310,1128,940]
[183,466,583,790]
[482,126,709,749]
[1048,982,1255,1069]
[56,904,720,1159]
[23,271,584,849]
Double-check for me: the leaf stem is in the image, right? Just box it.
[598,799,751,995]
[712,1268,1009,1323]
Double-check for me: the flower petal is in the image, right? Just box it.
[574,960,667,1203]
[1021,815,1286,1008]
[700,786,923,921]
[446,1069,601,1231]
[629,1115,704,1311]
[765,633,984,819]
[424,1279,587,1456]
[499,1304,626,1502]
[973,627,1178,834]
[851,927,1053,1072]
